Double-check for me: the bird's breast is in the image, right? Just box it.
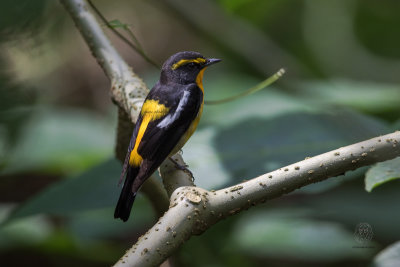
[170,100,204,155]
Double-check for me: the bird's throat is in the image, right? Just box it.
[196,68,207,94]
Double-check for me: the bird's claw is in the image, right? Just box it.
[168,157,194,179]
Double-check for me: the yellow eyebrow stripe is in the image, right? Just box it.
[129,100,170,166]
[171,57,206,70]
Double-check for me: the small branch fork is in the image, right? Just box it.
[60,1,400,266]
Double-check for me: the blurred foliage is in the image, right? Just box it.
[186,77,390,193]
[6,159,121,220]
[233,211,374,261]
[355,0,400,59]
[2,108,115,175]
[1,0,400,266]
[0,0,48,40]
[365,157,400,192]
[372,241,400,267]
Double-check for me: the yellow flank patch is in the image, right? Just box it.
[173,67,206,154]
[171,100,204,156]
[195,67,207,93]
[171,57,206,70]
[129,100,170,166]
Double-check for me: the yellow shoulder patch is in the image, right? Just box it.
[171,57,206,70]
[141,99,170,120]
[129,100,170,166]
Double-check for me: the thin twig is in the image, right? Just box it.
[87,0,160,69]
[205,68,285,105]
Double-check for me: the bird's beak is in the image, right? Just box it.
[205,58,222,66]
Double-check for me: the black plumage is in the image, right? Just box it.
[114,51,221,221]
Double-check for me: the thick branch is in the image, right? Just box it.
[114,131,400,267]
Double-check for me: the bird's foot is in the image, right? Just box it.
[168,157,194,179]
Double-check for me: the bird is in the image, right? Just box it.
[114,51,221,221]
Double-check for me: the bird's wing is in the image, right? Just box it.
[138,83,202,162]
[118,115,143,185]
[119,83,202,189]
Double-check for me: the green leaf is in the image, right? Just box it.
[203,84,315,128]
[0,213,52,248]
[2,108,114,174]
[6,159,121,222]
[233,210,375,261]
[298,80,400,115]
[0,0,47,38]
[108,19,129,30]
[373,241,400,267]
[365,157,400,192]
[301,183,400,241]
[184,127,231,189]
[66,202,154,240]
[393,119,400,131]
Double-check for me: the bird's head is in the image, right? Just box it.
[160,51,221,85]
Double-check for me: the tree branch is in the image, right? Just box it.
[60,0,148,121]
[59,0,191,216]
[114,132,400,266]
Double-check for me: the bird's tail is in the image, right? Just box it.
[114,166,139,222]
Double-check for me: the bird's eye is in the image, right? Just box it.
[187,62,196,69]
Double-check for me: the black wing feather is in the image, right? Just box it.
[138,83,202,160]
[118,115,143,185]
[115,83,202,221]
[132,84,202,187]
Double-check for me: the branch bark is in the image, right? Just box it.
[114,132,400,266]
[60,0,148,119]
